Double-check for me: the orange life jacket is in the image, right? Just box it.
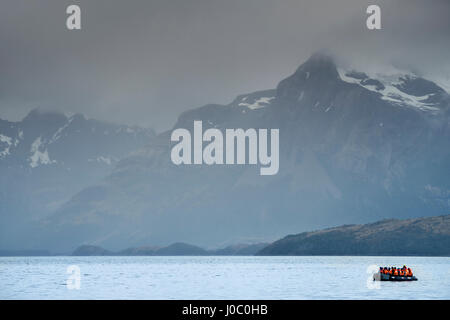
[394,270,398,276]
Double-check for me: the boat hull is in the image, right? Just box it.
[373,272,418,281]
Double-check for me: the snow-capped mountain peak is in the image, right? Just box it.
[0,109,155,168]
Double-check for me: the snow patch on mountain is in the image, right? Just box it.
[29,137,56,168]
[337,68,443,113]
[238,96,275,110]
[0,134,13,158]
[49,116,74,144]
[433,78,450,93]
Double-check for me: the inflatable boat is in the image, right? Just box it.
[373,272,418,281]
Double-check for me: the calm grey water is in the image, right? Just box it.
[0,256,449,299]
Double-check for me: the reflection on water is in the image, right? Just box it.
[0,256,449,299]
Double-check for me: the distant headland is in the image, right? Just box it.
[257,214,450,256]
[1,215,449,257]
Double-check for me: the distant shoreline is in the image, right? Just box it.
[2,214,449,258]
[1,253,449,257]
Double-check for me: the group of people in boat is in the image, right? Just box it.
[379,265,413,277]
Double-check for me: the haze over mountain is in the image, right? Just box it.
[71,242,269,257]
[70,215,450,257]
[2,53,450,252]
[0,110,155,248]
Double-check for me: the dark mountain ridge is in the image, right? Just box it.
[257,214,450,256]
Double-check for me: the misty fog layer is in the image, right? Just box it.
[1,0,449,131]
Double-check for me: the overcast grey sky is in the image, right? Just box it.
[1,0,449,131]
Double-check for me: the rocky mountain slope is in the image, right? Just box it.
[12,53,450,252]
